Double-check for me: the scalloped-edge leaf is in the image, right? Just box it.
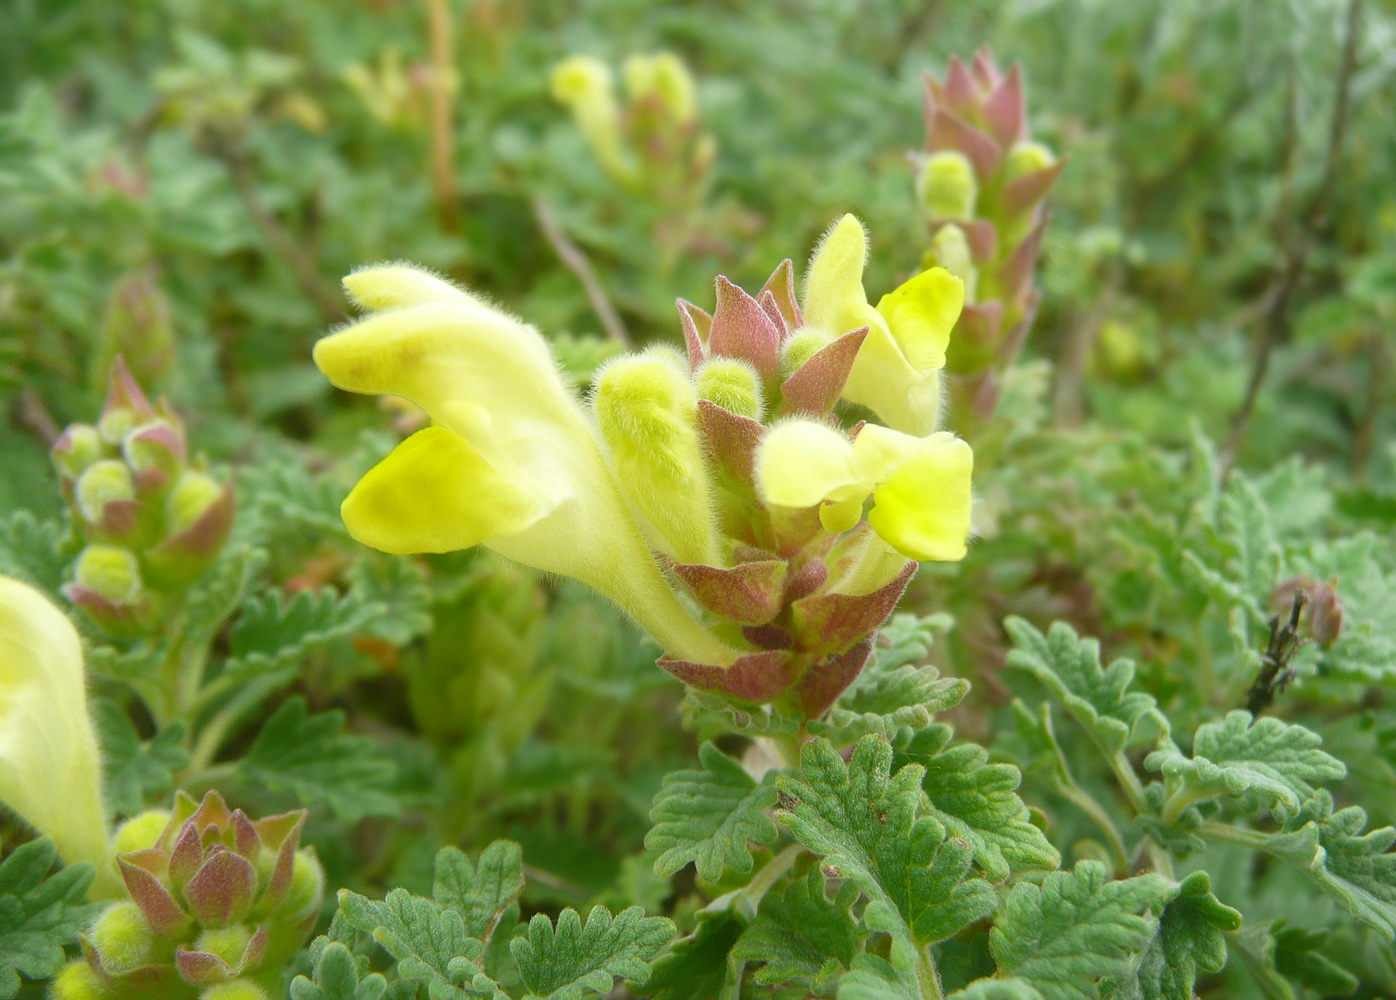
[510,905,675,1000]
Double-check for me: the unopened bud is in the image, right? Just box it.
[113,809,171,854]
[50,961,111,1000]
[624,52,696,123]
[123,419,186,487]
[594,351,716,565]
[72,545,143,607]
[92,272,176,391]
[927,225,978,301]
[52,425,106,483]
[281,848,326,922]
[91,901,159,975]
[76,461,136,526]
[779,328,832,381]
[166,472,224,537]
[1004,140,1055,182]
[550,57,631,183]
[194,924,255,967]
[695,358,763,420]
[917,151,977,220]
[200,982,270,1000]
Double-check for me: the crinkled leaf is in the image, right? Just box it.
[948,980,1045,1000]
[1102,871,1239,1000]
[0,510,74,593]
[1271,923,1360,996]
[836,954,921,1000]
[351,556,434,647]
[239,696,398,822]
[94,699,190,818]
[646,742,779,882]
[777,735,997,973]
[1005,618,1167,754]
[681,690,802,736]
[635,909,743,1000]
[289,940,389,1000]
[509,905,674,1000]
[901,725,1059,883]
[1294,535,1396,684]
[227,585,385,680]
[732,869,859,988]
[988,860,1170,1000]
[433,840,524,946]
[0,838,101,999]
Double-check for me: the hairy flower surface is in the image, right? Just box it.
[0,575,116,896]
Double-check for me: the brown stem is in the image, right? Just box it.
[531,196,633,349]
[216,142,347,324]
[1223,0,1361,469]
[13,389,61,448]
[426,0,459,232]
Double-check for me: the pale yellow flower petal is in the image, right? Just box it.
[802,214,883,338]
[756,419,860,509]
[867,434,974,561]
[343,264,481,312]
[875,267,964,374]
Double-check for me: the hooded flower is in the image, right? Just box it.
[313,265,739,668]
[802,214,964,435]
[0,575,118,897]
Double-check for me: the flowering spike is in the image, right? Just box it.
[945,302,1005,375]
[119,857,191,936]
[790,561,916,658]
[981,63,1025,145]
[758,259,803,330]
[182,847,257,927]
[710,276,781,383]
[942,56,979,114]
[929,108,1002,180]
[796,640,874,718]
[672,559,787,626]
[971,47,1003,89]
[659,650,796,703]
[696,400,765,495]
[169,822,205,891]
[996,216,1049,306]
[784,558,829,603]
[777,327,868,417]
[757,289,789,338]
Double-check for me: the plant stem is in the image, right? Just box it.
[531,195,633,349]
[1056,780,1130,875]
[1196,819,1274,852]
[425,0,458,232]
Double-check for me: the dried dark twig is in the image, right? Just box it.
[1245,590,1308,717]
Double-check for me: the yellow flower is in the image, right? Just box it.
[549,56,634,184]
[755,419,973,561]
[314,264,740,667]
[0,575,118,896]
[802,214,964,435]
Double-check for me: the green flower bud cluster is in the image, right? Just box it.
[916,48,1063,392]
[549,52,715,197]
[91,270,176,393]
[52,792,323,1000]
[52,359,234,634]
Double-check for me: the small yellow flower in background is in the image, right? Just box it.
[623,52,696,124]
[803,214,964,436]
[549,55,634,184]
[314,264,741,668]
[757,421,973,561]
[0,575,118,897]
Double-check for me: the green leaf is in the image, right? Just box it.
[509,905,675,1000]
[732,868,859,989]
[902,725,1060,882]
[777,735,997,976]
[0,838,101,1000]
[636,909,743,1000]
[0,510,74,593]
[1270,792,1396,939]
[94,699,190,818]
[351,556,434,647]
[1293,534,1396,684]
[988,860,1170,1000]
[810,614,966,748]
[681,690,802,737]
[1270,923,1360,996]
[645,742,779,882]
[226,585,384,680]
[239,696,399,822]
[836,954,921,1000]
[289,940,389,1000]
[1146,711,1345,817]
[182,544,268,641]
[1004,618,1165,754]
[1218,474,1283,604]
[1102,871,1240,1000]
[338,886,498,998]
[947,980,1045,1000]
[433,840,524,946]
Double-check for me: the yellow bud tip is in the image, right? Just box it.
[113,810,171,854]
[73,545,143,606]
[281,848,326,920]
[166,471,224,535]
[342,263,478,313]
[91,902,158,975]
[53,425,105,480]
[778,328,832,381]
[1005,140,1055,181]
[76,460,135,523]
[549,55,612,106]
[917,151,978,220]
[199,982,270,1000]
[624,52,696,122]
[50,961,110,1000]
[194,925,255,967]
[695,357,763,420]
[927,225,977,294]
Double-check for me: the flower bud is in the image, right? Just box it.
[917,151,977,220]
[594,351,717,565]
[166,471,225,536]
[52,424,106,484]
[50,961,112,1000]
[1004,140,1055,182]
[91,902,160,975]
[92,271,176,392]
[779,328,832,382]
[550,56,631,183]
[123,419,187,490]
[624,52,696,123]
[76,461,136,528]
[927,224,978,301]
[695,357,764,420]
[71,545,144,608]
[279,849,326,924]
[113,809,171,855]
[200,982,269,1000]
[194,924,255,967]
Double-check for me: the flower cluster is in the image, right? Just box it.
[549,52,715,196]
[51,360,234,634]
[314,219,971,718]
[914,48,1061,412]
[53,792,323,1000]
